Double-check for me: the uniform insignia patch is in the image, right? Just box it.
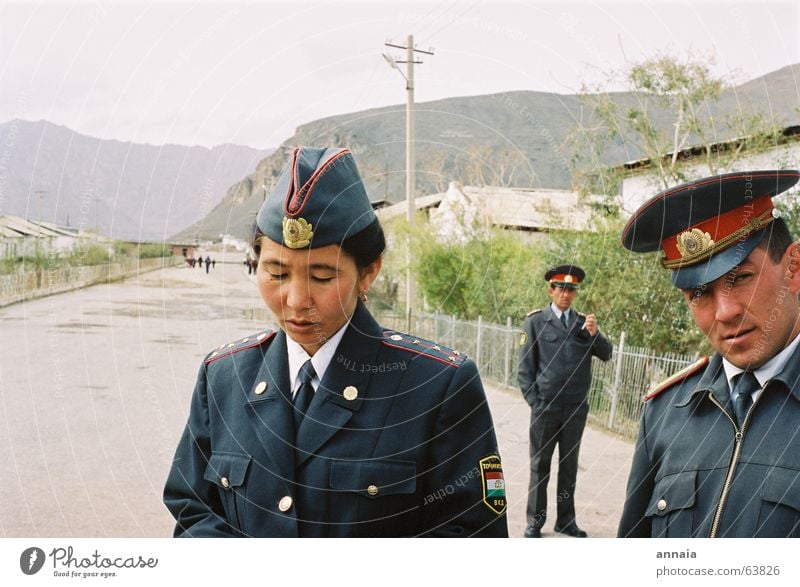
[479,455,507,515]
[519,332,528,346]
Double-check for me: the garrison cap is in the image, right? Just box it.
[544,264,585,289]
[621,170,800,289]
[256,147,377,249]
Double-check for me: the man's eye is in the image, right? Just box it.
[733,272,754,284]
[268,272,287,280]
[312,275,335,283]
[689,288,706,301]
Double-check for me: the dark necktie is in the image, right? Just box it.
[293,360,316,430]
[560,312,568,329]
[732,371,758,428]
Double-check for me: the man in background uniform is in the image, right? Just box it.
[618,170,800,538]
[518,265,613,538]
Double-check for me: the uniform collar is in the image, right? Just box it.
[549,303,569,321]
[286,320,349,394]
[678,335,800,408]
[721,330,800,395]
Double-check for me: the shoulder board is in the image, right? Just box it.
[577,311,586,317]
[205,330,275,365]
[381,330,467,367]
[643,356,709,402]
[526,308,542,317]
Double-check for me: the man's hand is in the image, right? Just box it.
[583,313,598,336]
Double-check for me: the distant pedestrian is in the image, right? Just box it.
[205,256,211,274]
[197,257,203,269]
[211,259,216,269]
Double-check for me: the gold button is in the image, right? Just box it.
[210,351,218,358]
[257,332,268,341]
[390,334,403,341]
[367,485,379,496]
[657,499,667,511]
[241,337,250,343]
[227,343,236,348]
[433,345,441,351]
[220,477,230,490]
[343,386,358,401]
[278,496,293,512]
[254,381,267,395]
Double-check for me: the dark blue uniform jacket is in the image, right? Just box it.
[619,347,800,538]
[164,303,508,537]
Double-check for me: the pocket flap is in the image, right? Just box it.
[330,459,417,498]
[203,452,251,489]
[761,468,800,509]
[646,470,697,517]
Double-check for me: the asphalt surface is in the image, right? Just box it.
[0,250,633,538]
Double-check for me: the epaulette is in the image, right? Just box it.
[381,330,467,367]
[643,356,709,402]
[526,308,542,317]
[205,330,275,365]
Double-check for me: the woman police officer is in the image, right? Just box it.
[163,146,508,537]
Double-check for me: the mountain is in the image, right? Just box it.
[0,119,273,240]
[179,64,800,242]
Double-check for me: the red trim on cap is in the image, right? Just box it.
[660,196,774,261]
[285,149,350,218]
[549,273,580,285]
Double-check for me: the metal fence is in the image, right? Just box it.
[373,308,697,440]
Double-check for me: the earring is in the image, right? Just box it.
[359,291,368,303]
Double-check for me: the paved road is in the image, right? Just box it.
[0,251,633,537]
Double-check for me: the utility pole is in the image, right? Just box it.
[383,35,434,329]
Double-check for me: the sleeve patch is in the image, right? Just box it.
[479,455,506,515]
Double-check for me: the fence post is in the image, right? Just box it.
[607,330,626,430]
[504,316,512,387]
[476,315,483,370]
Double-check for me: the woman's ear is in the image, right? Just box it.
[358,257,383,293]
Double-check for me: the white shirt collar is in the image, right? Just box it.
[550,303,569,321]
[286,321,349,396]
[722,330,800,400]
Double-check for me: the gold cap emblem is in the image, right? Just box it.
[564,275,573,283]
[282,217,314,249]
[676,228,714,259]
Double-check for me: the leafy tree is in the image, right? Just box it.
[568,52,784,207]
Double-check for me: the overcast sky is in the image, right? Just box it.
[1,0,798,149]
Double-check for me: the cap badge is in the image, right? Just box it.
[564,275,573,283]
[676,228,714,259]
[282,217,314,249]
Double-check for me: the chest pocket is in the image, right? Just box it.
[330,459,417,497]
[204,452,251,534]
[645,470,697,537]
[330,459,418,536]
[756,467,800,537]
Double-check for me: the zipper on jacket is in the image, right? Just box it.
[707,391,759,538]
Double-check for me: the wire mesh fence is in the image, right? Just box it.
[374,308,698,440]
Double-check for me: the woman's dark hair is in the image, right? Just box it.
[250,217,386,270]
[340,218,386,269]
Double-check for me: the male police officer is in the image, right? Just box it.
[519,265,613,537]
[618,169,800,538]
